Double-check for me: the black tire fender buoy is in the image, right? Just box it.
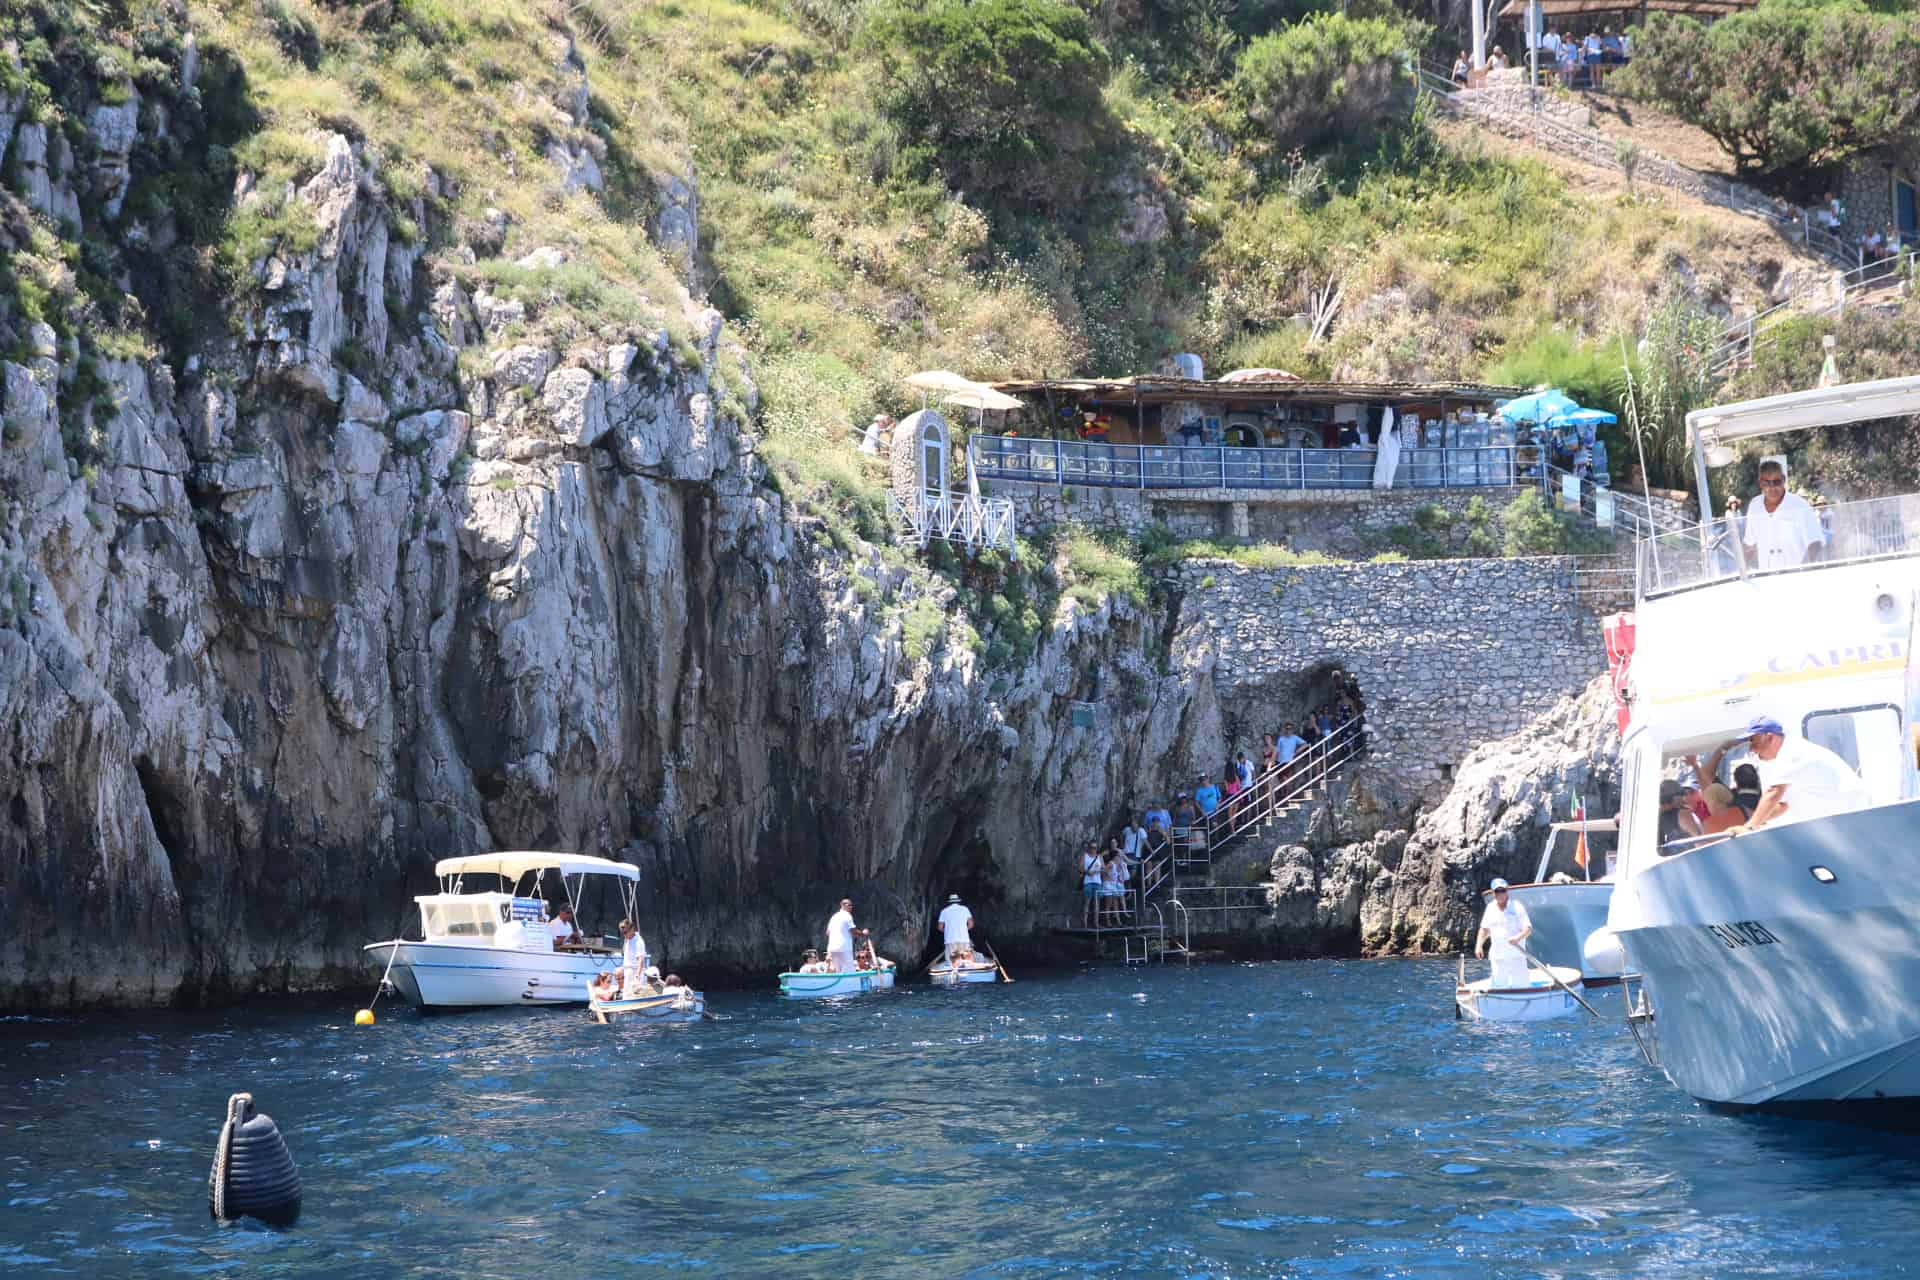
[208,1092,301,1226]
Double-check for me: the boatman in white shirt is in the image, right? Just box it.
[618,918,648,994]
[1739,714,1873,829]
[549,905,582,949]
[1475,878,1533,988]
[827,898,867,973]
[1732,460,1825,570]
[937,894,974,965]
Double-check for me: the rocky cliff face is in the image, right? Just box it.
[0,85,1204,1004]
[1250,673,1620,957]
[0,7,1619,1009]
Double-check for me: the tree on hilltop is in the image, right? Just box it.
[1619,0,1920,191]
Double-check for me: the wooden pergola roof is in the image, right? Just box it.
[988,376,1523,409]
[1497,0,1755,17]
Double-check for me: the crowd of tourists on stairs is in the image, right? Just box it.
[1072,674,1367,928]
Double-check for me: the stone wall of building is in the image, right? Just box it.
[1161,557,1605,792]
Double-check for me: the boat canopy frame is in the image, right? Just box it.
[433,852,642,930]
[1685,376,1920,518]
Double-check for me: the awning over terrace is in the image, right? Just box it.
[988,377,1522,409]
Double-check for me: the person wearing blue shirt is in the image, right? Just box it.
[1144,802,1171,834]
[1195,775,1222,816]
[1274,724,1308,764]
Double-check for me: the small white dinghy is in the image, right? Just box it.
[778,964,896,999]
[1455,959,1587,1023]
[928,953,1000,985]
[588,981,706,1024]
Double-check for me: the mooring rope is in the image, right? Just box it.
[209,1092,248,1220]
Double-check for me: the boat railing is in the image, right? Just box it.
[1637,493,1920,599]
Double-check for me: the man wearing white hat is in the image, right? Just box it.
[937,894,975,965]
[1475,879,1533,988]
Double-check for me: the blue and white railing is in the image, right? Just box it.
[970,436,1524,492]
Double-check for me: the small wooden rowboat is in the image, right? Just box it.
[777,965,896,999]
[927,954,999,985]
[1455,963,1586,1023]
[588,984,706,1023]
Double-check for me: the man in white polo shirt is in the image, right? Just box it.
[826,898,866,972]
[1741,714,1872,828]
[1735,460,1824,570]
[937,894,974,964]
[1475,878,1533,988]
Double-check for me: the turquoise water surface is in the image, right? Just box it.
[4,958,1918,1277]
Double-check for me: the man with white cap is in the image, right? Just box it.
[1475,879,1533,988]
[1740,714,1871,829]
[937,894,974,965]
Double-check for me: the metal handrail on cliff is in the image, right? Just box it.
[1187,720,1366,863]
[1707,249,1915,375]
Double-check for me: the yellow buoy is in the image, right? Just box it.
[354,1009,375,1026]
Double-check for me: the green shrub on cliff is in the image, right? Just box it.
[860,0,1112,215]
[1057,531,1146,609]
[1229,14,1416,159]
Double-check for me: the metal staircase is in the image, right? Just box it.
[1067,721,1367,961]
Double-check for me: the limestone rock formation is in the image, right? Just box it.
[1364,672,1620,953]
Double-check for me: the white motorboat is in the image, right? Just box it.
[777,965,896,999]
[1496,818,1626,987]
[928,952,1000,984]
[1605,374,1920,1113]
[589,984,706,1024]
[363,852,649,1010]
[1455,963,1587,1022]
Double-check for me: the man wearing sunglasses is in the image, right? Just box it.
[1730,459,1825,570]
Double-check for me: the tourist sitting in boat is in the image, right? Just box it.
[798,949,832,974]
[1737,715,1872,829]
[590,971,621,1003]
[1698,784,1746,836]
[549,905,583,949]
[662,974,696,1009]
[1731,762,1763,818]
[1656,780,1703,850]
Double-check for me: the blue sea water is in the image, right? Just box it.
[4,958,1919,1278]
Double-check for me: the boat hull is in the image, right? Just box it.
[1455,966,1586,1022]
[778,968,896,998]
[928,960,999,985]
[1609,800,1920,1107]
[1502,881,1623,985]
[589,989,706,1023]
[364,940,622,1009]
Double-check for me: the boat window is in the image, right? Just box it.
[1802,703,1903,802]
[422,903,447,939]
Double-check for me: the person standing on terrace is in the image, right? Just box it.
[1728,460,1824,570]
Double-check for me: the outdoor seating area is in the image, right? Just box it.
[971,372,1620,497]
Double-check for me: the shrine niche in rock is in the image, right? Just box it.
[887,407,1017,555]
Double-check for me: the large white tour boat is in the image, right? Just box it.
[363,852,644,1010]
[1605,375,1920,1114]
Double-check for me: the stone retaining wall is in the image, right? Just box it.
[1002,482,1536,555]
[1165,557,1604,790]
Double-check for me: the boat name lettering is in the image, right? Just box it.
[1762,640,1904,675]
[1703,921,1781,950]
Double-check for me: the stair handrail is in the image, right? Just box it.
[1191,718,1366,857]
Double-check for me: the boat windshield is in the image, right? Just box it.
[1638,494,1920,600]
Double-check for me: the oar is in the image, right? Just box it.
[1515,943,1602,1019]
[983,938,1013,984]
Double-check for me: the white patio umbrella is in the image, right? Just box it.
[942,385,1024,412]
